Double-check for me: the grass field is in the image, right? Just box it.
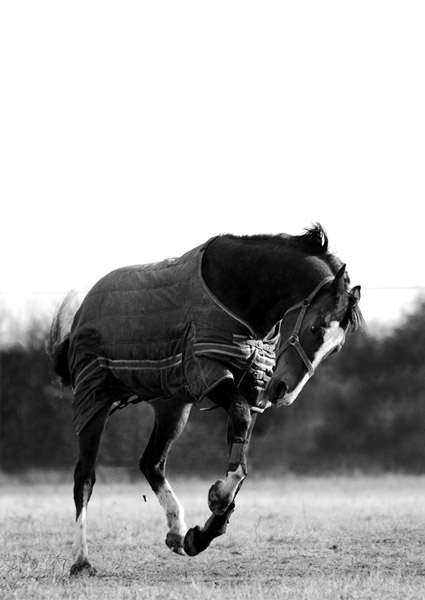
[0,474,424,599]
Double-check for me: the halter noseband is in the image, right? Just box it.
[276,276,334,378]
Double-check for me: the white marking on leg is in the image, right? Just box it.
[72,483,91,566]
[72,506,88,565]
[157,479,187,539]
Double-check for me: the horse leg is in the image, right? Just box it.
[184,502,236,556]
[207,392,257,515]
[140,399,192,555]
[70,403,110,575]
[184,380,257,556]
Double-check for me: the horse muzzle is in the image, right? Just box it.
[266,379,289,405]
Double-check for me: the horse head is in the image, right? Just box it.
[265,265,362,407]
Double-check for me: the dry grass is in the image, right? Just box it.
[0,474,424,599]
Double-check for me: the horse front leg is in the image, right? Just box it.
[140,399,192,555]
[184,381,256,556]
[207,399,256,515]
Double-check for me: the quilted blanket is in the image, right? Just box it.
[68,238,279,434]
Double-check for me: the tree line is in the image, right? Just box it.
[1,301,424,476]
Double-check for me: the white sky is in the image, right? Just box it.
[1,1,424,336]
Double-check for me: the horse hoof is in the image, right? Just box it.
[166,532,185,555]
[183,527,202,557]
[208,481,230,515]
[69,559,96,576]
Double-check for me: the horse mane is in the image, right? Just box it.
[227,223,329,256]
[289,223,329,255]
[223,224,365,334]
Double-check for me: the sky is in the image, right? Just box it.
[1,1,424,339]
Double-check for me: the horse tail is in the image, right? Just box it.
[46,291,82,387]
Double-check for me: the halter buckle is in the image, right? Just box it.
[288,334,299,346]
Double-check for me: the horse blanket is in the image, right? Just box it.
[68,238,279,434]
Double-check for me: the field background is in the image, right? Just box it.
[1,307,425,599]
[1,474,424,600]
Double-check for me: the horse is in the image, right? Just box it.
[47,224,363,575]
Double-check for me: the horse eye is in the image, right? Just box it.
[310,325,321,335]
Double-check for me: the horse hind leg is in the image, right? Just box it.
[140,399,192,555]
[70,403,110,576]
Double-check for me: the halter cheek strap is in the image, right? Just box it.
[276,276,334,378]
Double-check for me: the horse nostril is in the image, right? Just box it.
[274,381,287,400]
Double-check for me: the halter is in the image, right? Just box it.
[276,276,334,378]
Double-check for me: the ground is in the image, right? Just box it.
[0,474,424,599]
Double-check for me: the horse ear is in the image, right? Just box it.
[350,285,361,304]
[332,264,346,296]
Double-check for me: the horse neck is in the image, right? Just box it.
[203,237,333,337]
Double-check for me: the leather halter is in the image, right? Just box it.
[276,276,334,378]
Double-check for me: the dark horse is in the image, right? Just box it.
[47,224,362,575]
